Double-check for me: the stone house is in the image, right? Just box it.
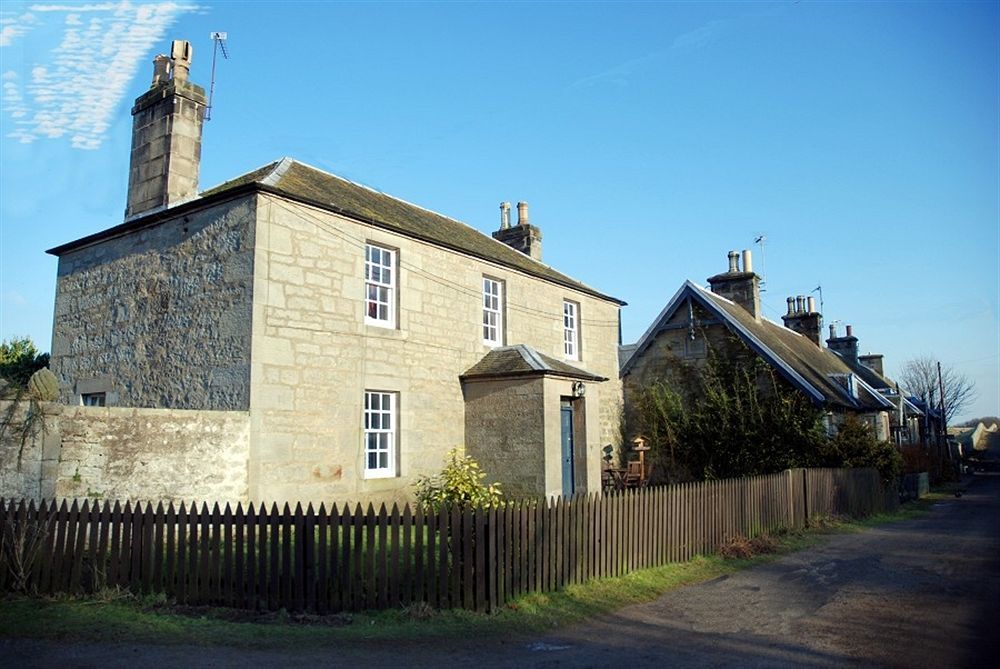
[40,41,624,505]
[620,250,903,440]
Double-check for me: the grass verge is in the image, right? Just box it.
[0,499,927,650]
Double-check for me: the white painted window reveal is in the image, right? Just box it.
[365,244,395,328]
[364,390,396,478]
[483,277,503,346]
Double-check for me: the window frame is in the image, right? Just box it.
[563,299,580,361]
[81,392,106,407]
[482,276,505,347]
[363,390,397,479]
[364,243,397,329]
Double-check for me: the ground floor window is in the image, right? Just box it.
[82,392,106,407]
[364,390,397,478]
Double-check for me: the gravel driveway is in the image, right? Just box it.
[4,474,998,668]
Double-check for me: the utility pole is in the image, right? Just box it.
[938,361,948,446]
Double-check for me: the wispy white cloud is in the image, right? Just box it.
[569,53,661,91]
[0,11,38,46]
[671,19,728,51]
[3,289,28,306]
[2,1,201,150]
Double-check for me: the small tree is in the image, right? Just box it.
[414,448,503,510]
[0,337,50,390]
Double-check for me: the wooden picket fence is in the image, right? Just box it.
[0,467,894,613]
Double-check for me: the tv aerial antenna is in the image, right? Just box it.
[811,283,824,316]
[753,234,767,291]
[206,31,229,121]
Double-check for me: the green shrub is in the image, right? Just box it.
[0,337,49,390]
[414,448,503,510]
[822,414,902,484]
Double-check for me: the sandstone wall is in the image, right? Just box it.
[50,198,256,409]
[0,401,61,500]
[0,403,249,504]
[249,195,622,505]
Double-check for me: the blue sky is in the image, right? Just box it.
[1,1,997,421]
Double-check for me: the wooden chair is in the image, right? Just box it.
[623,461,643,488]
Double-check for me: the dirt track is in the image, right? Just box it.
[4,475,999,668]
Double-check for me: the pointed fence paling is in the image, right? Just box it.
[0,467,895,613]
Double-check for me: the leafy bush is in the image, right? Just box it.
[414,448,503,510]
[821,414,902,484]
[0,337,49,390]
[627,342,828,483]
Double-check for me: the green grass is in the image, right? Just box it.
[0,500,927,650]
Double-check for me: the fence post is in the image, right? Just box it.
[801,469,810,528]
[785,469,794,529]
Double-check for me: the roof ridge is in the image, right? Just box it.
[259,157,294,187]
[515,344,548,371]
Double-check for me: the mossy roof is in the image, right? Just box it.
[622,280,893,411]
[209,159,623,304]
[49,158,624,306]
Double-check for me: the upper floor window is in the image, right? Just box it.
[563,300,579,360]
[482,277,504,346]
[365,243,396,328]
[364,390,397,478]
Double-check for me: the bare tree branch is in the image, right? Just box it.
[899,356,977,423]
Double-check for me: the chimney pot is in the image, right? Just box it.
[807,296,816,314]
[499,202,511,230]
[846,324,853,337]
[829,323,837,339]
[152,54,171,87]
[516,201,529,227]
[727,251,740,273]
[169,40,192,82]
[796,296,805,313]
[786,297,795,316]
[741,249,753,274]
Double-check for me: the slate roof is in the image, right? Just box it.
[461,344,607,382]
[621,281,894,411]
[836,353,923,415]
[49,158,623,306]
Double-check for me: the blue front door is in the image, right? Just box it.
[560,401,575,497]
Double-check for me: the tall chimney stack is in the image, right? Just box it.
[492,200,542,260]
[827,323,860,364]
[125,39,206,219]
[783,292,823,346]
[707,249,761,320]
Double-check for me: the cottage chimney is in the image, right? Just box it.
[125,39,207,219]
[859,354,885,377]
[783,292,823,346]
[827,323,860,364]
[492,199,542,260]
[707,249,761,320]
